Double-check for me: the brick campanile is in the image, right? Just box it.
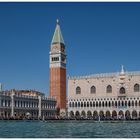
[49,19,66,114]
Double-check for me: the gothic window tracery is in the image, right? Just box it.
[134,84,140,92]
[120,87,125,94]
[106,85,112,93]
[91,86,96,93]
[76,86,81,94]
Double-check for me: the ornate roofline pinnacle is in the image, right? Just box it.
[121,65,125,75]
[56,19,59,24]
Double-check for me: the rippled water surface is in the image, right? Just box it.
[0,120,140,138]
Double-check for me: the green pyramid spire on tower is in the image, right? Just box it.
[51,19,65,45]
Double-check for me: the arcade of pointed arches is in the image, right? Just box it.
[69,97,140,108]
[68,96,140,119]
[69,110,139,120]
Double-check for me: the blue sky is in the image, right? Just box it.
[0,2,140,95]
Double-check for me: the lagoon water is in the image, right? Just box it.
[0,120,140,138]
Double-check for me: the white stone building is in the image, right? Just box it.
[68,66,140,120]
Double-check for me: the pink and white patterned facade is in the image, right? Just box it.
[68,68,140,120]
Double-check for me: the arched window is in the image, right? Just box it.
[69,102,71,107]
[81,111,86,118]
[118,101,120,106]
[75,111,80,117]
[87,102,89,107]
[72,102,74,107]
[135,101,137,107]
[69,111,74,118]
[78,102,80,107]
[87,111,92,118]
[96,102,98,107]
[125,101,127,106]
[75,102,77,107]
[105,101,107,107]
[99,101,101,107]
[128,101,131,107]
[90,102,92,107]
[93,102,95,107]
[106,85,112,93]
[108,101,111,107]
[81,102,83,107]
[134,84,140,92]
[120,87,125,94]
[84,102,86,107]
[91,86,96,93]
[132,101,134,107]
[76,86,81,94]
[115,101,117,107]
[102,101,104,107]
[112,101,114,107]
[122,101,124,107]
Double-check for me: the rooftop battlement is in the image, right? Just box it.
[68,71,140,80]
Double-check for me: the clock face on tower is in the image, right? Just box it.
[51,44,65,53]
[51,45,59,52]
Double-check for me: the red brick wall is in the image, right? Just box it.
[50,67,66,109]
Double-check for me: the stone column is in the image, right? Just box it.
[110,112,112,120]
[137,111,139,119]
[11,92,14,118]
[130,113,132,119]
[38,96,41,119]
[134,101,135,109]
[3,100,5,107]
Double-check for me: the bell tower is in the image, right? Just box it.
[49,19,66,114]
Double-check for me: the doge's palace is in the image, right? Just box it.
[68,66,140,120]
